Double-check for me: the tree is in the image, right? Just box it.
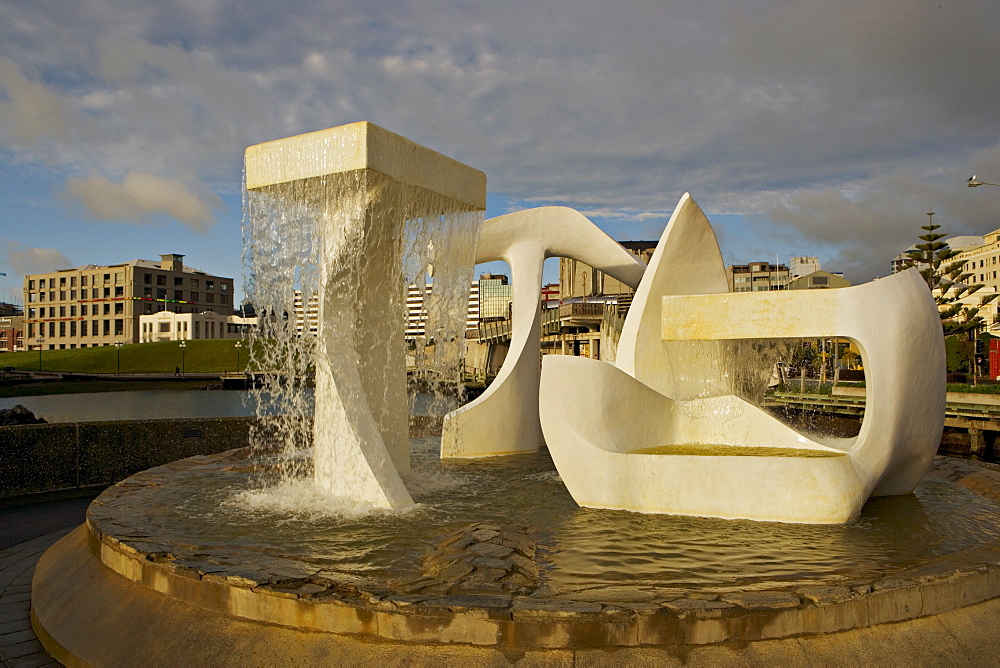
[902,211,997,336]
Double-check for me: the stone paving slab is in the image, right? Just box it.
[0,529,69,668]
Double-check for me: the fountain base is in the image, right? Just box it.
[30,449,1000,665]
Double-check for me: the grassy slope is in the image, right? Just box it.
[1,339,252,374]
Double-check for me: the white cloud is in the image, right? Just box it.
[1,1,1000,281]
[6,242,73,276]
[61,172,221,232]
[0,58,71,145]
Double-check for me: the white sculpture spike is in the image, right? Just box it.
[441,206,646,458]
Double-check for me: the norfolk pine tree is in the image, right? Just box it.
[903,211,997,337]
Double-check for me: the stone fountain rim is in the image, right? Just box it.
[57,448,1000,651]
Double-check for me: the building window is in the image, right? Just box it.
[28,308,36,318]
[103,287,110,298]
[174,290,183,301]
[103,320,111,336]
[60,306,66,317]
[206,293,214,303]
[221,295,228,305]
[114,319,124,336]
[92,288,99,298]
[60,277,66,286]
[174,277,184,286]
[28,293,36,303]
[190,292,199,302]
[59,291,66,300]
[81,321,87,336]
[115,286,124,297]
[157,275,166,286]
[159,322,170,333]
[157,288,166,299]
[28,280,35,290]
[48,322,55,337]
[70,277,76,287]
[70,290,76,299]
[70,305,76,316]
[115,303,124,314]
[49,291,54,301]
[81,276,88,287]
[70,322,76,337]
[206,281,215,291]
[104,273,111,284]
[190,278,199,289]
[103,304,110,315]
[81,305,88,316]
[221,283,229,292]
[144,273,152,284]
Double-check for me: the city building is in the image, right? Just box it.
[559,241,656,300]
[727,262,790,292]
[789,256,821,279]
[405,277,491,339]
[138,311,255,342]
[788,270,852,290]
[0,314,24,352]
[23,254,234,350]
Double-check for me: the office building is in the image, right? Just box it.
[23,254,234,350]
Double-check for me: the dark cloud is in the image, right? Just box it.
[1,1,999,281]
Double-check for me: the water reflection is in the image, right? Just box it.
[130,438,1000,593]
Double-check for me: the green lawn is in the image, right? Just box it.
[1,339,253,374]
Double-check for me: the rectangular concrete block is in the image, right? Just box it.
[245,121,486,210]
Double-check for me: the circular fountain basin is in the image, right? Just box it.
[31,441,1000,665]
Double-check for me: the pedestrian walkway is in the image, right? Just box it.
[0,529,70,667]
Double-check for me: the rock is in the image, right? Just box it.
[0,404,46,426]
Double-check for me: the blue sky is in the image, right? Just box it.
[3,1,1000,307]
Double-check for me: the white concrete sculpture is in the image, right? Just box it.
[246,122,486,508]
[540,194,945,524]
[441,207,646,458]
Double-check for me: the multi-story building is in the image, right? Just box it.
[727,262,790,292]
[0,315,24,352]
[23,254,234,350]
[559,241,656,300]
[788,256,821,279]
[405,278,488,339]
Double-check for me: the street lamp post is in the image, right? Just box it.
[115,341,124,377]
[235,340,243,373]
[968,176,1000,188]
[36,337,44,372]
[179,340,187,377]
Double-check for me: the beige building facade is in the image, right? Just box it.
[139,311,255,342]
[727,262,790,292]
[788,270,851,290]
[23,254,234,350]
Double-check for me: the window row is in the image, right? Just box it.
[28,319,125,339]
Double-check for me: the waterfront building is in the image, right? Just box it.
[0,314,24,352]
[788,270,851,290]
[23,254,235,350]
[138,310,255,342]
[727,262,790,292]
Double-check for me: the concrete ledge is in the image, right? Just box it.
[38,452,999,652]
[33,525,1000,665]
[245,121,486,209]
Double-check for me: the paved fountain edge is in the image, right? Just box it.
[37,449,1000,653]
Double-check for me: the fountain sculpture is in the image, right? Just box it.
[31,123,1000,666]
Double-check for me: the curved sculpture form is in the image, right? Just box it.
[441,207,646,458]
[540,194,945,523]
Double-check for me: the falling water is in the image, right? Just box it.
[242,156,480,508]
